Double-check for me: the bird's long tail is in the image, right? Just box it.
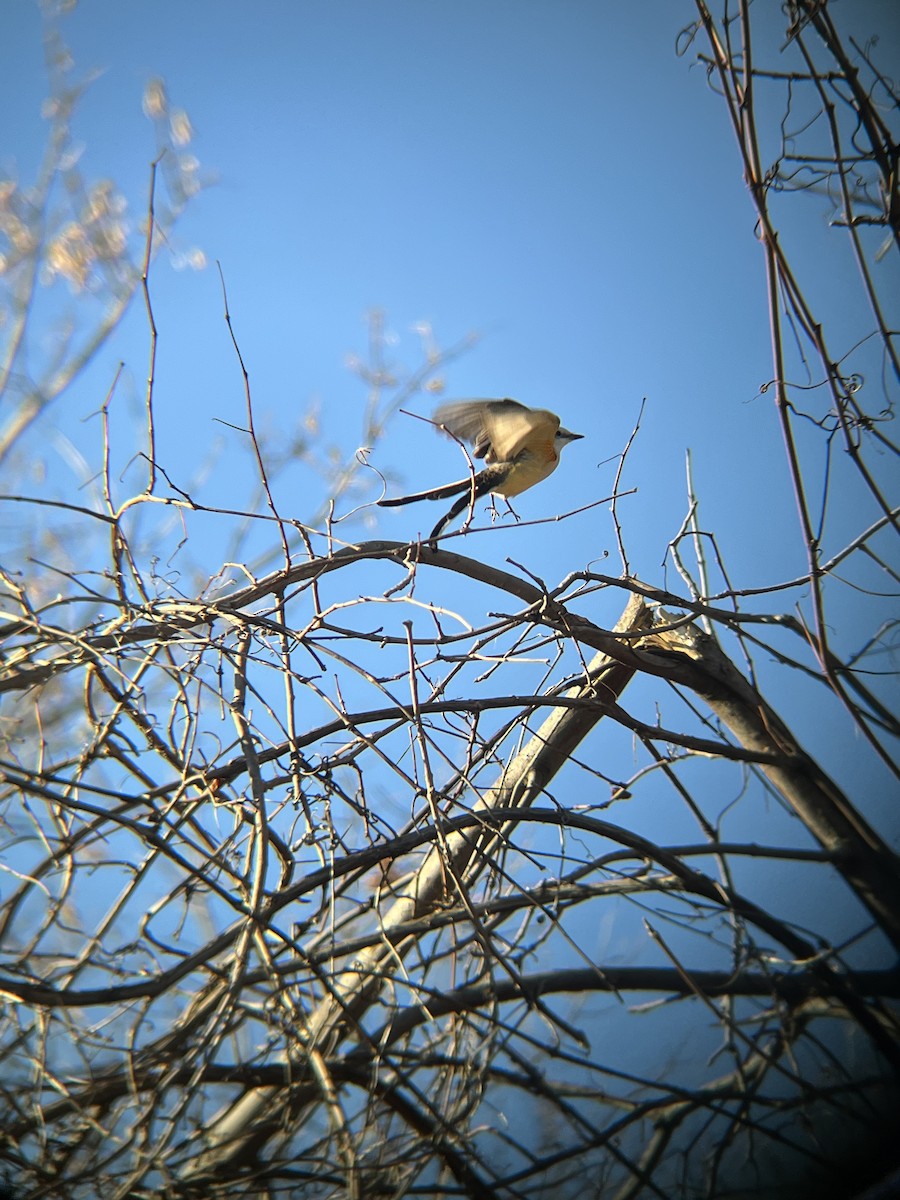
[428,489,486,540]
[378,465,509,543]
[377,475,486,507]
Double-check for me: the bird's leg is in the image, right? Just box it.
[488,497,520,524]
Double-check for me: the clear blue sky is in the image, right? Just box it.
[5,0,894,559]
[6,0,780,564]
[4,2,891,555]
[3,2,897,935]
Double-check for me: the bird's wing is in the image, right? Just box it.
[433,399,560,462]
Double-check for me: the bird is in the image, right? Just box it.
[377,399,583,542]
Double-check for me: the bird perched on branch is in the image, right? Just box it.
[378,399,583,542]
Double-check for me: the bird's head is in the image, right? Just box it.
[555,426,583,451]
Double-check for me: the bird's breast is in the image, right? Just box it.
[492,448,560,497]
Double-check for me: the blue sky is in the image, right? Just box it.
[5,1,776,557]
[3,2,898,936]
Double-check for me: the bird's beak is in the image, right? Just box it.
[559,428,583,441]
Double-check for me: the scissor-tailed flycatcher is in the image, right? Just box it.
[378,399,583,541]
